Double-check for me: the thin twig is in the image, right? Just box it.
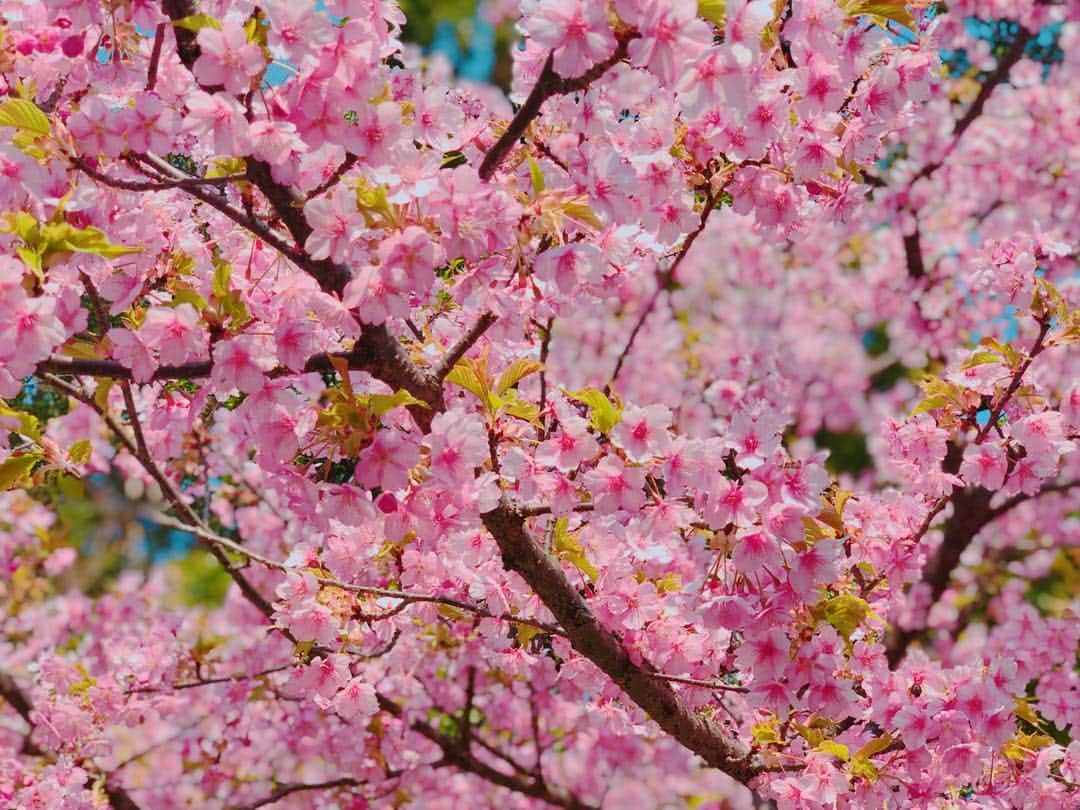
[433,311,498,380]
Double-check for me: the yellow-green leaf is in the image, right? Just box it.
[328,355,354,397]
[0,406,42,442]
[751,717,782,744]
[654,572,682,594]
[499,392,540,424]
[821,594,872,639]
[566,387,620,433]
[843,0,916,30]
[911,394,950,416]
[0,452,42,489]
[853,732,894,761]
[367,389,428,417]
[93,379,114,412]
[496,358,543,395]
[698,0,726,25]
[0,98,50,137]
[849,757,879,781]
[553,518,598,581]
[527,157,545,195]
[67,439,92,465]
[513,622,544,646]
[803,516,837,543]
[962,351,1001,369]
[172,14,222,32]
[815,740,850,761]
[211,259,232,300]
[40,223,142,260]
[445,359,498,411]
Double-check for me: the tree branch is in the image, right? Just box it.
[607,188,715,390]
[479,35,637,182]
[376,694,595,810]
[232,778,360,810]
[433,311,498,380]
[1,670,143,809]
[481,499,761,783]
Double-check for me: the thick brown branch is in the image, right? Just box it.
[903,217,925,280]
[479,35,636,182]
[481,500,760,783]
[161,0,201,72]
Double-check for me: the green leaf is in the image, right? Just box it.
[843,0,916,31]
[911,394,950,416]
[0,405,42,442]
[499,392,540,424]
[445,358,499,412]
[527,157,545,195]
[212,259,232,300]
[698,0,726,25]
[802,516,837,543]
[853,732,894,761]
[40,223,142,260]
[566,387,620,434]
[815,740,850,761]
[440,150,467,170]
[553,518,598,581]
[496,358,543,396]
[0,452,42,489]
[367,389,428,418]
[172,287,208,311]
[821,594,872,639]
[93,379,114,412]
[962,351,1002,369]
[171,14,222,32]
[0,98,50,137]
[67,439,92,465]
[16,246,42,279]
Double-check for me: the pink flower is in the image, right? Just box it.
[125,93,180,154]
[303,191,363,264]
[735,628,790,681]
[534,244,606,295]
[731,529,781,574]
[141,304,206,366]
[354,429,421,490]
[295,654,350,699]
[274,318,321,372]
[0,296,66,378]
[536,413,599,472]
[620,0,712,84]
[519,0,617,79]
[702,477,768,528]
[333,677,379,722]
[378,226,440,290]
[108,328,156,383]
[211,335,277,395]
[343,102,402,165]
[1010,411,1066,458]
[612,405,672,462]
[285,604,340,646]
[426,410,490,485]
[67,96,129,157]
[583,456,646,514]
[184,91,250,155]
[194,22,266,94]
[959,442,1007,490]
